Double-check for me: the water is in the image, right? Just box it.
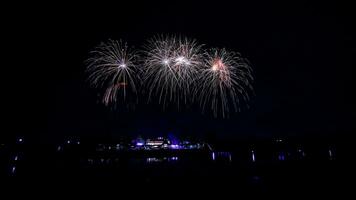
[1,143,347,195]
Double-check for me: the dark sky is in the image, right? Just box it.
[3,0,355,141]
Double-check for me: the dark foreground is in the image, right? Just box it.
[0,138,351,196]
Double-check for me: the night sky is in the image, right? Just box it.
[3,1,355,142]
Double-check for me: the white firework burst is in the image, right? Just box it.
[86,39,140,107]
[85,36,254,117]
[142,35,203,108]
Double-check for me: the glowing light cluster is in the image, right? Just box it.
[86,35,254,117]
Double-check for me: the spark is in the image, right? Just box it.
[174,56,190,66]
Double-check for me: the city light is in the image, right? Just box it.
[16,137,24,144]
[170,144,180,149]
[10,166,16,174]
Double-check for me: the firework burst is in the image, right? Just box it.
[86,36,254,117]
[86,39,140,107]
[196,48,254,118]
[142,35,203,108]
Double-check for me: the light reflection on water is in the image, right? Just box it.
[83,146,337,168]
[85,152,234,166]
[211,152,232,162]
[146,156,179,163]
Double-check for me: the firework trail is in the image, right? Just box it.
[196,48,254,118]
[142,35,203,108]
[86,39,140,107]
